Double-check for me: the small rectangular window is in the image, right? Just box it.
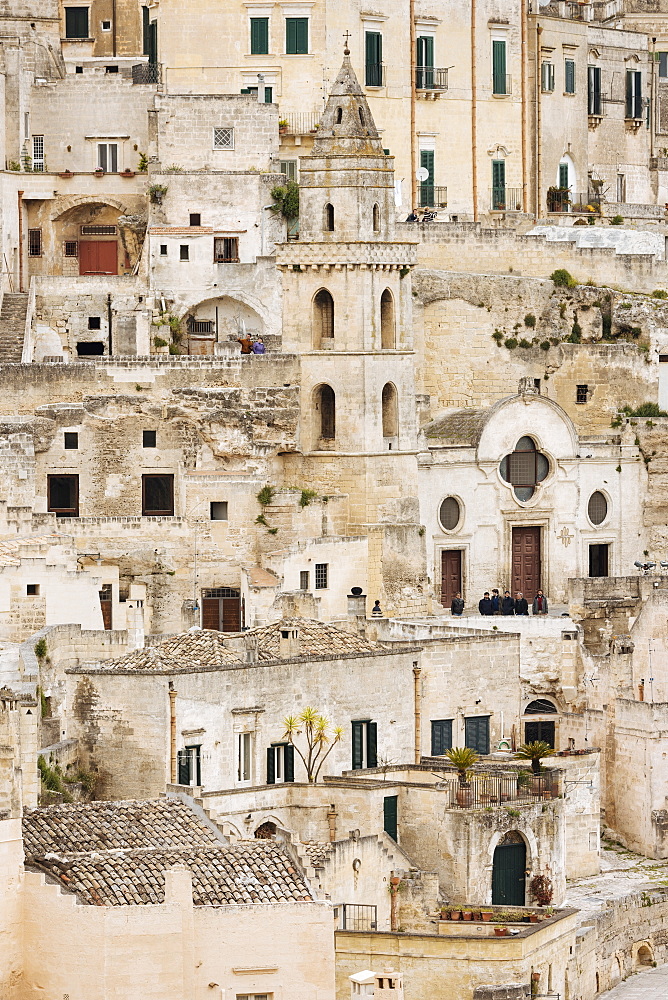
[28,229,42,257]
[65,7,89,38]
[464,716,490,755]
[576,384,588,404]
[101,19,111,30]
[213,237,239,263]
[250,17,269,55]
[97,142,118,173]
[238,731,252,782]
[47,474,79,517]
[365,31,383,88]
[285,16,308,54]
[105,65,119,73]
[26,584,40,596]
[180,245,189,261]
[64,431,79,450]
[541,61,554,93]
[142,430,157,448]
[160,244,168,256]
[81,225,117,236]
[565,58,576,94]
[177,745,201,786]
[299,570,309,590]
[213,127,234,150]
[32,135,44,172]
[142,474,174,516]
[210,501,228,521]
[88,316,101,330]
[64,241,79,257]
[266,743,294,784]
[314,563,328,589]
[75,65,83,73]
[189,213,201,227]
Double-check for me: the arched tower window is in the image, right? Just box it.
[373,203,380,233]
[324,203,334,232]
[382,382,398,440]
[335,107,343,124]
[312,289,334,348]
[315,384,336,442]
[380,288,395,349]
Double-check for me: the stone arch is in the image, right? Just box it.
[312,288,334,347]
[324,203,335,232]
[380,288,395,348]
[182,294,266,351]
[610,955,622,986]
[633,942,654,969]
[254,820,277,839]
[313,383,336,445]
[50,195,129,222]
[335,106,343,124]
[381,382,398,439]
[179,290,275,340]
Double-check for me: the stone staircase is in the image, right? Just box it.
[0,293,28,362]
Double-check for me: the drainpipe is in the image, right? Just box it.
[471,0,478,221]
[17,191,24,292]
[112,0,117,57]
[169,682,177,783]
[413,662,421,763]
[106,292,113,355]
[409,0,417,210]
[389,875,401,931]
[535,24,542,220]
[521,0,528,212]
[651,38,657,161]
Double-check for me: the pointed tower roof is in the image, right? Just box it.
[312,50,384,156]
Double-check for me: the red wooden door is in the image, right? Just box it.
[201,598,220,630]
[511,527,541,597]
[441,549,462,606]
[79,241,118,275]
[201,596,241,631]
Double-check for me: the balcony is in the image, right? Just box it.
[546,187,571,213]
[490,187,523,211]
[187,319,214,335]
[416,67,448,91]
[282,111,321,135]
[438,770,562,808]
[419,184,448,208]
[365,63,386,88]
[132,62,161,84]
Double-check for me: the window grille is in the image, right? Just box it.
[64,241,79,257]
[32,135,44,171]
[314,563,328,589]
[28,229,42,256]
[213,127,234,149]
[202,587,240,598]
[588,491,608,525]
[81,225,117,236]
[576,384,588,404]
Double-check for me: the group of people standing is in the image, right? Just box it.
[450,589,549,617]
[237,334,265,355]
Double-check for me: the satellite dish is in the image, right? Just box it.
[416,167,429,182]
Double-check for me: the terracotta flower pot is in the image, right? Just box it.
[481,911,492,921]
[494,927,508,937]
[530,913,539,923]
[462,911,472,921]
[450,910,461,920]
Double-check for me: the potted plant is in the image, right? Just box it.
[529,873,554,907]
[278,118,289,135]
[529,911,540,923]
[59,169,74,179]
[450,908,461,920]
[481,909,492,921]
[494,925,508,937]
[514,741,556,792]
[444,746,480,806]
[462,909,472,921]
[94,167,104,177]
[149,183,168,204]
[121,168,135,178]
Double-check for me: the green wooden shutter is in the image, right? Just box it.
[177,749,189,785]
[251,18,269,55]
[286,17,308,54]
[266,747,275,784]
[559,163,569,189]
[142,6,150,55]
[634,71,642,118]
[264,86,273,103]
[492,159,506,209]
[420,149,435,206]
[431,720,452,756]
[417,36,434,67]
[465,716,490,754]
[284,744,295,782]
[565,59,575,94]
[492,40,506,94]
[66,7,89,38]
[365,32,382,86]
[352,721,364,769]
[383,795,398,841]
[148,20,158,65]
[367,722,378,768]
[626,70,633,117]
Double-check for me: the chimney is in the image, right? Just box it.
[279,626,300,658]
[126,599,145,650]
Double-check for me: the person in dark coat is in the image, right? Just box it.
[501,591,515,615]
[514,591,529,616]
[478,592,493,616]
[491,588,501,615]
[451,592,464,616]
[532,590,549,615]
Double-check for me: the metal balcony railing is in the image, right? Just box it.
[283,111,321,134]
[338,903,377,931]
[439,770,562,808]
[546,188,571,212]
[490,187,523,211]
[132,62,161,84]
[416,66,448,90]
[365,63,386,88]
[419,184,448,208]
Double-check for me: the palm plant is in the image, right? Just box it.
[444,746,480,786]
[514,741,556,775]
[282,707,342,783]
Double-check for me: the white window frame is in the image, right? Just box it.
[213,127,234,150]
[32,135,44,172]
[97,142,118,172]
[541,61,555,93]
[269,743,289,782]
[237,731,253,783]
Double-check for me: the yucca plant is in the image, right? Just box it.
[282,707,342,783]
[514,741,556,775]
[444,746,480,786]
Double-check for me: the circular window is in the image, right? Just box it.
[588,491,608,525]
[439,497,461,531]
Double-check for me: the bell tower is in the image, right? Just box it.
[276,47,429,616]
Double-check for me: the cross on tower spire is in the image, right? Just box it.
[343,30,350,55]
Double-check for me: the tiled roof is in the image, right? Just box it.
[22,798,223,855]
[423,407,490,445]
[23,799,314,907]
[301,842,333,867]
[94,617,377,672]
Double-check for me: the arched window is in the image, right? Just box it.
[588,491,608,525]
[312,289,334,347]
[373,203,380,233]
[380,288,395,349]
[382,382,398,439]
[359,107,365,126]
[335,106,343,124]
[524,699,558,715]
[499,436,549,501]
[315,384,336,441]
[324,203,334,232]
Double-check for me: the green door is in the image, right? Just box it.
[559,162,569,189]
[383,795,398,841]
[492,841,526,905]
[420,149,434,206]
[492,159,506,210]
[417,36,434,88]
